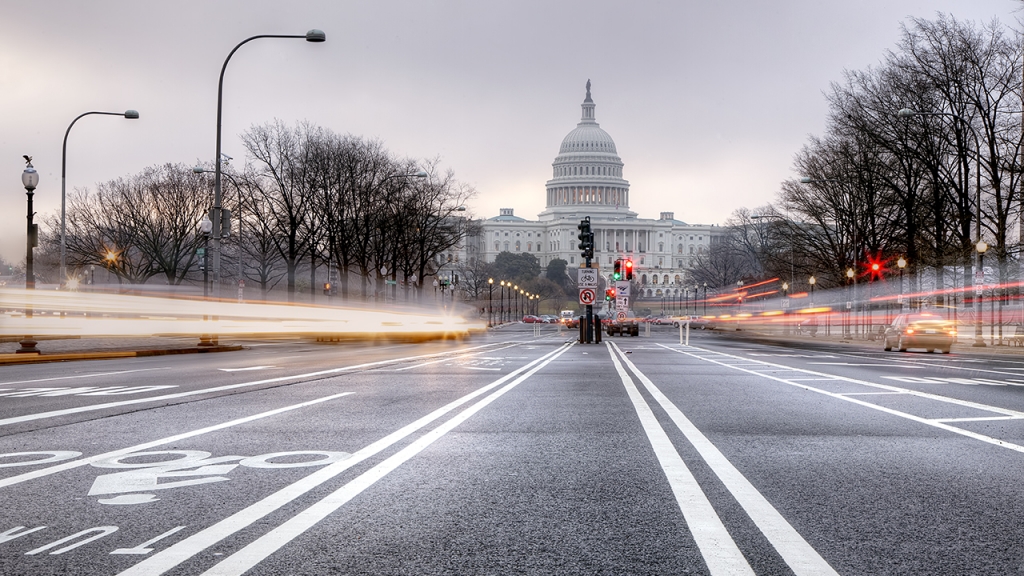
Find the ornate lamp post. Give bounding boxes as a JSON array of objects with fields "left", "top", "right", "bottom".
[
  {"left": 897, "top": 257, "right": 907, "bottom": 311},
  {"left": 809, "top": 276, "right": 816, "bottom": 306},
  {"left": 782, "top": 282, "right": 790, "bottom": 335},
  {"left": 18, "top": 158, "right": 40, "bottom": 354},
  {"left": 488, "top": 278, "right": 494, "bottom": 327},
  {"left": 974, "top": 240, "right": 988, "bottom": 347},
  {"left": 702, "top": 282, "right": 708, "bottom": 316},
  {"left": 499, "top": 281, "right": 506, "bottom": 323},
  {"left": 199, "top": 215, "right": 215, "bottom": 347},
  {"left": 847, "top": 268, "right": 855, "bottom": 336}
]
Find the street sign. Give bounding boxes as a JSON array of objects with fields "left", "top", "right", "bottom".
[
  {"left": 782, "top": 298, "right": 790, "bottom": 309},
  {"left": 579, "top": 288, "right": 596, "bottom": 305},
  {"left": 616, "top": 296, "right": 628, "bottom": 311},
  {"left": 615, "top": 281, "right": 630, "bottom": 298},
  {"left": 577, "top": 268, "right": 598, "bottom": 288},
  {"left": 616, "top": 311, "right": 627, "bottom": 322}
]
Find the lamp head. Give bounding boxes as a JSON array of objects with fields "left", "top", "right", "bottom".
[
  {"left": 200, "top": 216, "right": 213, "bottom": 235},
  {"left": 782, "top": 282, "right": 788, "bottom": 290},
  {"left": 976, "top": 240, "right": 989, "bottom": 254},
  {"left": 809, "top": 276, "right": 816, "bottom": 285},
  {"left": 21, "top": 159, "right": 39, "bottom": 190},
  {"left": 305, "top": 29, "right": 326, "bottom": 42},
  {"left": 799, "top": 177, "right": 813, "bottom": 184},
  {"left": 846, "top": 268, "right": 854, "bottom": 278},
  {"left": 897, "top": 257, "right": 907, "bottom": 268},
  {"left": 193, "top": 166, "right": 207, "bottom": 174},
  {"left": 897, "top": 108, "right": 918, "bottom": 118},
  {"left": 124, "top": 110, "right": 140, "bottom": 119}
]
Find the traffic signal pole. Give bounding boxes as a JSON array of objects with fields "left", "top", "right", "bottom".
[{"left": 577, "top": 217, "right": 597, "bottom": 343}]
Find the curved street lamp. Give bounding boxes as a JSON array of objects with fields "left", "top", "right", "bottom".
[
  {"left": 61, "top": 110, "right": 139, "bottom": 288},
  {"left": 210, "top": 30, "right": 326, "bottom": 298}
]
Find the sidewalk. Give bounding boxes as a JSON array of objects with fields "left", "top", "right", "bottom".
[{"left": 0, "top": 336, "right": 243, "bottom": 365}]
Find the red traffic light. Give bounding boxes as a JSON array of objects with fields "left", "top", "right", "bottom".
[
  {"left": 605, "top": 288, "right": 616, "bottom": 300},
  {"left": 624, "top": 259, "right": 634, "bottom": 280}
]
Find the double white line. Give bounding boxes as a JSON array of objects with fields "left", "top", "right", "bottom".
[
  {"left": 606, "top": 341, "right": 838, "bottom": 576},
  {"left": 118, "top": 341, "right": 574, "bottom": 576}
]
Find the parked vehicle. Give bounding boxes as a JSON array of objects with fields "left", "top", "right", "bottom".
[
  {"left": 522, "top": 315, "right": 542, "bottom": 323},
  {"left": 540, "top": 315, "right": 558, "bottom": 323},
  {"left": 883, "top": 313, "right": 955, "bottom": 354}
]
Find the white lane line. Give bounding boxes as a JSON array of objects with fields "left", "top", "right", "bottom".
[
  {"left": 837, "top": 392, "right": 908, "bottom": 396},
  {"left": 0, "top": 367, "right": 168, "bottom": 386},
  {"left": 611, "top": 342, "right": 839, "bottom": 576},
  {"left": 606, "top": 343, "right": 754, "bottom": 575},
  {"left": 933, "top": 416, "right": 1024, "bottom": 423},
  {"left": 809, "top": 363, "right": 923, "bottom": 368},
  {"left": 0, "top": 342, "right": 502, "bottom": 427},
  {"left": 662, "top": 344, "right": 1024, "bottom": 455},
  {"left": 0, "top": 393, "right": 354, "bottom": 489},
  {"left": 392, "top": 343, "right": 519, "bottom": 372},
  {"left": 118, "top": 342, "right": 574, "bottom": 576},
  {"left": 218, "top": 366, "right": 275, "bottom": 372}
]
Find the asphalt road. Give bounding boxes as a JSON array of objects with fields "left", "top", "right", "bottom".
[{"left": 3, "top": 324, "right": 1024, "bottom": 575}]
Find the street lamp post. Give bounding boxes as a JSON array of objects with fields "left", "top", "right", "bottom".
[
  {"left": 703, "top": 282, "right": 708, "bottom": 316},
  {"left": 61, "top": 110, "right": 139, "bottom": 288},
  {"left": 897, "top": 257, "right": 907, "bottom": 311},
  {"left": 809, "top": 276, "right": 816, "bottom": 306},
  {"left": 488, "top": 278, "right": 494, "bottom": 327},
  {"left": 199, "top": 215, "right": 214, "bottom": 347},
  {"left": 974, "top": 240, "right": 988, "bottom": 347},
  {"left": 18, "top": 158, "right": 40, "bottom": 354},
  {"left": 211, "top": 30, "right": 325, "bottom": 300},
  {"left": 846, "top": 268, "right": 855, "bottom": 336},
  {"left": 499, "top": 281, "right": 506, "bottom": 324},
  {"left": 782, "top": 282, "right": 789, "bottom": 335}
]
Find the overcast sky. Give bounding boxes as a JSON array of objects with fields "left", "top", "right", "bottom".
[{"left": 0, "top": 0, "right": 1019, "bottom": 265}]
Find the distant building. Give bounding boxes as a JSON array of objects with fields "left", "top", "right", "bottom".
[{"left": 455, "top": 81, "right": 721, "bottom": 300}]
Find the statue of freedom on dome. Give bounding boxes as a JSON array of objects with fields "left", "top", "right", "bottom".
[{"left": 586, "top": 79, "right": 591, "bottom": 99}]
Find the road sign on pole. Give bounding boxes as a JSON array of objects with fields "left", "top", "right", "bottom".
[
  {"left": 579, "top": 288, "right": 596, "bottom": 305},
  {"left": 577, "top": 268, "right": 598, "bottom": 288},
  {"left": 615, "top": 281, "right": 630, "bottom": 298}
]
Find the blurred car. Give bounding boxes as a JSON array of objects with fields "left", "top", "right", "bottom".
[
  {"left": 652, "top": 315, "right": 674, "bottom": 325},
  {"left": 882, "top": 312, "right": 956, "bottom": 354},
  {"left": 540, "top": 315, "right": 558, "bottom": 323},
  {"left": 522, "top": 315, "right": 542, "bottom": 323},
  {"left": 566, "top": 316, "right": 581, "bottom": 328},
  {"left": 673, "top": 315, "right": 712, "bottom": 330}
]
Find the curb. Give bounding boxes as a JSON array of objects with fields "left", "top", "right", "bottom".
[{"left": 0, "top": 345, "right": 244, "bottom": 366}]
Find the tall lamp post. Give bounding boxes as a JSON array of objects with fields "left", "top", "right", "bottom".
[
  {"left": 61, "top": 110, "right": 139, "bottom": 288},
  {"left": 702, "top": 282, "right": 708, "bottom": 316},
  {"left": 809, "top": 276, "right": 816, "bottom": 306},
  {"left": 210, "top": 30, "right": 325, "bottom": 299},
  {"left": 18, "top": 158, "right": 40, "bottom": 354},
  {"left": 974, "top": 240, "right": 988, "bottom": 347}
]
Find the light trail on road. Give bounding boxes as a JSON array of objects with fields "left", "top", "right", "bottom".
[{"left": 0, "top": 288, "right": 484, "bottom": 339}]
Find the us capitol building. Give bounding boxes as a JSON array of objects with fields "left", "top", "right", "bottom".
[{"left": 457, "top": 81, "right": 721, "bottom": 300}]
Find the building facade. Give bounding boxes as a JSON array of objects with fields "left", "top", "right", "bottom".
[{"left": 462, "top": 81, "right": 721, "bottom": 300}]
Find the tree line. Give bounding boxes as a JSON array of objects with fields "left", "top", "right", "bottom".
[
  {"left": 44, "top": 121, "right": 474, "bottom": 301},
  {"left": 690, "top": 14, "right": 1023, "bottom": 296}
]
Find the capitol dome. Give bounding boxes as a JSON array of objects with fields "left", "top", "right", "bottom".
[{"left": 541, "top": 80, "right": 632, "bottom": 220}]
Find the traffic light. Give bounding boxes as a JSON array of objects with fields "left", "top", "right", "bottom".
[
  {"left": 605, "top": 287, "right": 616, "bottom": 301},
  {"left": 624, "top": 259, "right": 634, "bottom": 280},
  {"left": 577, "top": 217, "right": 594, "bottom": 261},
  {"left": 613, "top": 259, "right": 622, "bottom": 280}
]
